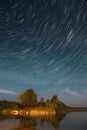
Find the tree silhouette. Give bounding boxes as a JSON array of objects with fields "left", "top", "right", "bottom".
[
  {"left": 51, "top": 95, "right": 59, "bottom": 103},
  {"left": 16, "top": 89, "right": 37, "bottom": 107},
  {"left": 39, "top": 97, "right": 45, "bottom": 107}
]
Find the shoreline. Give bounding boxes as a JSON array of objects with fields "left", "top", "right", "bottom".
[
  {"left": 2, "top": 106, "right": 87, "bottom": 117},
  {"left": 3, "top": 107, "right": 56, "bottom": 117},
  {"left": 1, "top": 107, "right": 87, "bottom": 118},
  {"left": 66, "top": 107, "right": 87, "bottom": 112}
]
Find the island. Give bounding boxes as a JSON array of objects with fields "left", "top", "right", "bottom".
[{"left": 0, "top": 89, "right": 87, "bottom": 117}]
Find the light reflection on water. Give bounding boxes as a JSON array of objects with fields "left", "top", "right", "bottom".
[{"left": 0, "top": 112, "right": 87, "bottom": 130}]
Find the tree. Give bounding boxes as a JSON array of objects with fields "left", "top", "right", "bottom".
[
  {"left": 39, "top": 97, "right": 45, "bottom": 107},
  {"left": 3, "top": 100, "right": 8, "bottom": 108},
  {"left": 50, "top": 95, "right": 60, "bottom": 109},
  {"left": 16, "top": 89, "right": 37, "bottom": 107},
  {"left": 51, "top": 95, "right": 59, "bottom": 103}
]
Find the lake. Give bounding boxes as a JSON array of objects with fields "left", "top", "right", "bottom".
[{"left": 0, "top": 112, "right": 87, "bottom": 130}]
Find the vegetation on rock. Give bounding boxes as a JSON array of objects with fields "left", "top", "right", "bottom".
[{"left": 0, "top": 89, "right": 67, "bottom": 115}]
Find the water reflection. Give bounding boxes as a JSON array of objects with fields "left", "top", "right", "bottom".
[
  {"left": 14, "top": 118, "right": 36, "bottom": 130},
  {"left": 0, "top": 113, "right": 66, "bottom": 130}
]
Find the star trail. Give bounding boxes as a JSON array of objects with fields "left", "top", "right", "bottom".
[{"left": 0, "top": 0, "right": 87, "bottom": 106}]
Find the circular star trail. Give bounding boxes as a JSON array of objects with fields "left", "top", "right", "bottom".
[{"left": 0, "top": 0, "right": 87, "bottom": 105}]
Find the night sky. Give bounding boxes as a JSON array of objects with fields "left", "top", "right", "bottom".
[{"left": 0, "top": 0, "right": 87, "bottom": 106}]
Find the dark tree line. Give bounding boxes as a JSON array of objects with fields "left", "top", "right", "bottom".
[{"left": 0, "top": 100, "right": 21, "bottom": 110}]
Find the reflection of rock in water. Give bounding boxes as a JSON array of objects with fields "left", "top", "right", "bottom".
[
  {"left": 40, "top": 113, "right": 67, "bottom": 130},
  {"left": 14, "top": 117, "right": 37, "bottom": 130},
  {"left": 14, "top": 113, "right": 67, "bottom": 130}
]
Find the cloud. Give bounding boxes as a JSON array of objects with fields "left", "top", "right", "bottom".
[
  {"left": 61, "top": 88, "right": 83, "bottom": 98},
  {"left": 0, "top": 89, "right": 18, "bottom": 95}
]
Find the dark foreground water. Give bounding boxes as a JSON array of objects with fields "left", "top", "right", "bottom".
[{"left": 0, "top": 112, "right": 87, "bottom": 130}]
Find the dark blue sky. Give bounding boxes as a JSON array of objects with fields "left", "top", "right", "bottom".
[{"left": 0, "top": 0, "right": 87, "bottom": 106}]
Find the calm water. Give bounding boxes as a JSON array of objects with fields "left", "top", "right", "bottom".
[{"left": 0, "top": 112, "right": 87, "bottom": 130}]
